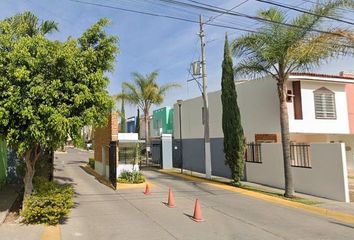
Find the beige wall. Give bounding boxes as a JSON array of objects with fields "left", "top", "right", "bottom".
[{"left": 246, "top": 143, "right": 350, "bottom": 202}]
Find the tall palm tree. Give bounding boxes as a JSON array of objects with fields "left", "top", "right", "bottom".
[
  {"left": 5, "top": 11, "right": 58, "bottom": 37},
  {"left": 117, "top": 71, "right": 180, "bottom": 163},
  {"left": 231, "top": 0, "right": 354, "bottom": 197}
]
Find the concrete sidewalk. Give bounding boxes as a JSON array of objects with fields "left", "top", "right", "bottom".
[{"left": 0, "top": 184, "right": 19, "bottom": 224}]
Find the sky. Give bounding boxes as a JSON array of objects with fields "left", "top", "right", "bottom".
[{"left": 1, "top": 0, "right": 354, "bottom": 117}]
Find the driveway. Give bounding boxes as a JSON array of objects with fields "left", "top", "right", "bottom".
[{"left": 56, "top": 148, "right": 354, "bottom": 240}]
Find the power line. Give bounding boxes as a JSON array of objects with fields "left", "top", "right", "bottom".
[
  {"left": 204, "top": 0, "right": 250, "bottom": 24},
  {"left": 256, "top": 0, "right": 354, "bottom": 26},
  {"left": 67, "top": 0, "right": 259, "bottom": 33},
  {"left": 302, "top": 0, "right": 354, "bottom": 15},
  {"left": 156, "top": 0, "right": 350, "bottom": 36},
  {"left": 66, "top": 0, "right": 353, "bottom": 49}
]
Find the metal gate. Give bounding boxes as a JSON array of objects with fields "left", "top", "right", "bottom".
[
  {"left": 150, "top": 139, "right": 162, "bottom": 168},
  {"left": 172, "top": 139, "right": 182, "bottom": 168},
  {"left": 109, "top": 141, "right": 117, "bottom": 189}
]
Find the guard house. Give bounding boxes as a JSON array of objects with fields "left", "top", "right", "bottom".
[{"left": 93, "top": 113, "right": 143, "bottom": 181}]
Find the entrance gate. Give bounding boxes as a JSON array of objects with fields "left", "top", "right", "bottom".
[{"left": 109, "top": 141, "right": 117, "bottom": 189}]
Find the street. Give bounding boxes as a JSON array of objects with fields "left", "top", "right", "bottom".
[{"left": 56, "top": 148, "right": 354, "bottom": 240}]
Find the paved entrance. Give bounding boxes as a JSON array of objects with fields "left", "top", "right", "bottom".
[{"left": 56, "top": 149, "right": 354, "bottom": 240}]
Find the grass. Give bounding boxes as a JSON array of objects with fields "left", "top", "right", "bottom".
[{"left": 239, "top": 185, "right": 321, "bottom": 205}]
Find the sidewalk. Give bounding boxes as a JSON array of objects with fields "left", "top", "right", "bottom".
[
  {"left": 0, "top": 184, "right": 19, "bottom": 224},
  {"left": 168, "top": 168, "right": 354, "bottom": 216}
]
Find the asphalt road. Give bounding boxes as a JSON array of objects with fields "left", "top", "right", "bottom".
[{"left": 56, "top": 148, "right": 354, "bottom": 240}]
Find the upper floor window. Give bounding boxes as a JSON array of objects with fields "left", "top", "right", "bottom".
[{"left": 314, "top": 87, "right": 336, "bottom": 119}]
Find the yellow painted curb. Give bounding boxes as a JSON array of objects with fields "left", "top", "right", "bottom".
[
  {"left": 81, "top": 165, "right": 115, "bottom": 190},
  {"left": 41, "top": 225, "right": 61, "bottom": 240},
  {"left": 160, "top": 170, "right": 354, "bottom": 225},
  {"left": 117, "top": 182, "right": 156, "bottom": 190}
]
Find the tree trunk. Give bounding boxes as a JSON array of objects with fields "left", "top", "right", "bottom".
[
  {"left": 144, "top": 112, "right": 149, "bottom": 164},
  {"left": 277, "top": 81, "right": 295, "bottom": 198},
  {"left": 23, "top": 144, "right": 41, "bottom": 207}
]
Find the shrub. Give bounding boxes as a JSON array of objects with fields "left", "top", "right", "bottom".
[
  {"left": 88, "top": 157, "right": 95, "bottom": 169},
  {"left": 117, "top": 170, "right": 145, "bottom": 184},
  {"left": 21, "top": 177, "right": 74, "bottom": 225}
]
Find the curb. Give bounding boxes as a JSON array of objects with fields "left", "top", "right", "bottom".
[
  {"left": 80, "top": 165, "right": 115, "bottom": 190},
  {"left": 159, "top": 170, "right": 354, "bottom": 225}
]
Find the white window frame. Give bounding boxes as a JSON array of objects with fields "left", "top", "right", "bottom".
[{"left": 313, "top": 87, "right": 336, "bottom": 120}]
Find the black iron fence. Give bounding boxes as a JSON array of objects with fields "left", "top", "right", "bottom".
[
  {"left": 246, "top": 143, "right": 262, "bottom": 163},
  {"left": 119, "top": 147, "right": 138, "bottom": 165},
  {"left": 290, "top": 144, "right": 311, "bottom": 168}
]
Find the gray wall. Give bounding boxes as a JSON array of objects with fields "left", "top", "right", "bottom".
[{"left": 175, "top": 138, "right": 231, "bottom": 179}]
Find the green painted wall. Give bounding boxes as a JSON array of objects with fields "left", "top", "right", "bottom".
[
  {"left": 0, "top": 138, "right": 7, "bottom": 186},
  {"left": 153, "top": 107, "right": 174, "bottom": 135}
]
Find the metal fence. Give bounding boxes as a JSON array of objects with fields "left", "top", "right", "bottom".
[
  {"left": 119, "top": 147, "right": 138, "bottom": 165},
  {"left": 246, "top": 143, "right": 262, "bottom": 163},
  {"left": 290, "top": 144, "right": 311, "bottom": 168}
]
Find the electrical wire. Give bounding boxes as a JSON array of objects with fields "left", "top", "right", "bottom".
[
  {"left": 156, "top": 0, "right": 351, "bottom": 36},
  {"left": 255, "top": 0, "right": 354, "bottom": 26},
  {"left": 67, "top": 0, "right": 259, "bottom": 33}
]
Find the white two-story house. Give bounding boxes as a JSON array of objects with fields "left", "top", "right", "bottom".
[{"left": 173, "top": 72, "right": 354, "bottom": 173}]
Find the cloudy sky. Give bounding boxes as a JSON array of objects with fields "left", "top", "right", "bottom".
[{"left": 1, "top": 0, "right": 354, "bottom": 116}]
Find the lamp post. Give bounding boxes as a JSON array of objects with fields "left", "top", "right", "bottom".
[{"left": 177, "top": 99, "right": 183, "bottom": 174}]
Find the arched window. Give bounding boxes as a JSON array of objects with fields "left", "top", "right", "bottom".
[{"left": 313, "top": 87, "right": 336, "bottom": 119}]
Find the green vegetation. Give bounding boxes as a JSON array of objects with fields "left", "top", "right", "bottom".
[
  {"left": 21, "top": 177, "right": 74, "bottom": 225},
  {"left": 221, "top": 34, "right": 245, "bottom": 185},
  {"left": 88, "top": 157, "right": 95, "bottom": 169},
  {"left": 0, "top": 138, "right": 7, "bottom": 188},
  {"left": 120, "top": 89, "right": 127, "bottom": 133},
  {"left": 116, "top": 71, "right": 180, "bottom": 162},
  {"left": 117, "top": 170, "right": 145, "bottom": 184},
  {"left": 239, "top": 185, "right": 321, "bottom": 205},
  {"left": 0, "top": 12, "right": 118, "bottom": 199},
  {"left": 232, "top": 0, "right": 354, "bottom": 197}
]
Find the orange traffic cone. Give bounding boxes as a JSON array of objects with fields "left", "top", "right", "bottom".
[
  {"left": 167, "top": 188, "right": 176, "bottom": 208},
  {"left": 144, "top": 183, "right": 151, "bottom": 195},
  {"left": 192, "top": 198, "right": 204, "bottom": 222}
]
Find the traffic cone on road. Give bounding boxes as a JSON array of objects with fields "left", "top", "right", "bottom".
[
  {"left": 192, "top": 198, "right": 204, "bottom": 222},
  {"left": 167, "top": 188, "right": 176, "bottom": 208},
  {"left": 144, "top": 183, "right": 151, "bottom": 195}
]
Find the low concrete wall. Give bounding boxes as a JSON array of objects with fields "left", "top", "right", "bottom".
[
  {"left": 179, "top": 138, "right": 231, "bottom": 179},
  {"left": 246, "top": 143, "right": 350, "bottom": 202}
]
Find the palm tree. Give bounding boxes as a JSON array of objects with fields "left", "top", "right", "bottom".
[
  {"left": 5, "top": 11, "right": 58, "bottom": 37},
  {"left": 117, "top": 71, "right": 180, "bottom": 163},
  {"left": 231, "top": 1, "right": 354, "bottom": 197}
]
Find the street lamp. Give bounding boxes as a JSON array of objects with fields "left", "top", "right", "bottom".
[{"left": 177, "top": 99, "right": 183, "bottom": 174}]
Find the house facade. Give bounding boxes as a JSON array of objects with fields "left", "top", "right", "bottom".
[
  {"left": 173, "top": 72, "right": 354, "bottom": 171},
  {"left": 172, "top": 72, "right": 354, "bottom": 201},
  {"left": 152, "top": 106, "right": 174, "bottom": 137}
]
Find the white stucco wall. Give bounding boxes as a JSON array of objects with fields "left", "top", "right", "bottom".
[
  {"left": 288, "top": 81, "right": 350, "bottom": 134},
  {"left": 173, "top": 77, "right": 281, "bottom": 141},
  {"left": 246, "top": 143, "right": 350, "bottom": 202},
  {"left": 174, "top": 77, "right": 351, "bottom": 141}
]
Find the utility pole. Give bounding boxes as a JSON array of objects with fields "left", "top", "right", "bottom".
[{"left": 199, "top": 15, "right": 212, "bottom": 179}]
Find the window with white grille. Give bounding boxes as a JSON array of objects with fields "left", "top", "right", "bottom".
[{"left": 314, "top": 87, "right": 336, "bottom": 119}]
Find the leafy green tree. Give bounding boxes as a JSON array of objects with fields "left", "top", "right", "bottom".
[
  {"left": 0, "top": 17, "right": 118, "bottom": 198},
  {"left": 231, "top": 1, "right": 354, "bottom": 197},
  {"left": 120, "top": 90, "right": 127, "bottom": 133},
  {"left": 221, "top": 34, "right": 245, "bottom": 185},
  {"left": 117, "top": 71, "right": 179, "bottom": 162}
]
